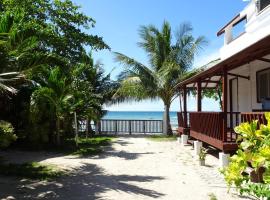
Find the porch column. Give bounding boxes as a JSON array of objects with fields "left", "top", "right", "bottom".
[
  {"left": 222, "top": 69, "right": 228, "bottom": 142},
  {"left": 183, "top": 85, "right": 187, "bottom": 129},
  {"left": 197, "top": 80, "right": 202, "bottom": 112},
  {"left": 182, "top": 85, "right": 189, "bottom": 144}
]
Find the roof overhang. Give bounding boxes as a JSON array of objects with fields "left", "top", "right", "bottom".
[{"left": 177, "top": 34, "right": 270, "bottom": 89}]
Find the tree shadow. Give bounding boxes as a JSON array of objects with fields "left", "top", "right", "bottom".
[{"left": 0, "top": 163, "right": 165, "bottom": 199}]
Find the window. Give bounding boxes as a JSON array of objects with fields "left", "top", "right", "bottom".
[
  {"left": 257, "top": 68, "right": 270, "bottom": 102},
  {"left": 257, "top": 0, "right": 270, "bottom": 12},
  {"left": 232, "top": 17, "right": 246, "bottom": 40}
]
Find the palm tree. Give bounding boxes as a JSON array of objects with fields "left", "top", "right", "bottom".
[
  {"left": 114, "top": 21, "right": 207, "bottom": 135},
  {"left": 30, "top": 67, "right": 73, "bottom": 145},
  {"left": 71, "top": 53, "right": 118, "bottom": 136}
]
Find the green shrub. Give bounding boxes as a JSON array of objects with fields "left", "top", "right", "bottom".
[
  {"left": 221, "top": 113, "right": 270, "bottom": 199},
  {"left": 0, "top": 121, "right": 17, "bottom": 149}
]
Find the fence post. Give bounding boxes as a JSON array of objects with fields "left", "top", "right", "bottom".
[
  {"left": 143, "top": 120, "right": 146, "bottom": 134},
  {"left": 115, "top": 120, "right": 117, "bottom": 135},
  {"left": 129, "top": 120, "right": 132, "bottom": 135}
]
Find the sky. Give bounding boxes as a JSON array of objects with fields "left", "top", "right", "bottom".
[{"left": 73, "top": 0, "right": 248, "bottom": 111}]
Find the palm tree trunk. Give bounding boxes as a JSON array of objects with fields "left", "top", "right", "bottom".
[
  {"left": 163, "top": 104, "right": 173, "bottom": 136},
  {"left": 56, "top": 117, "right": 61, "bottom": 146}
]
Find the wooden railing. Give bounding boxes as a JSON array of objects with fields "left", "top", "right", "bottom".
[
  {"left": 184, "top": 112, "right": 241, "bottom": 142},
  {"left": 227, "top": 112, "right": 241, "bottom": 142},
  {"left": 241, "top": 112, "right": 266, "bottom": 126},
  {"left": 99, "top": 119, "right": 163, "bottom": 134},
  {"left": 177, "top": 112, "right": 190, "bottom": 128},
  {"left": 189, "top": 112, "right": 224, "bottom": 141}
]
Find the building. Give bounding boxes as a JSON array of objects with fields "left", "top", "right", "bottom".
[{"left": 177, "top": 0, "right": 270, "bottom": 164}]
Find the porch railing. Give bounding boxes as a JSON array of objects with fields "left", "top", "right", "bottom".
[
  {"left": 178, "top": 111, "right": 241, "bottom": 142},
  {"left": 241, "top": 112, "right": 267, "bottom": 125},
  {"left": 178, "top": 111, "right": 266, "bottom": 143},
  {"left": 189, "top": 112, "right": 224, "bottom": 141}
]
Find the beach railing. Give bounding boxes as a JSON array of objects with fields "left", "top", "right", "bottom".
[{"left": 98, "top": 119, "right": 163, "bottom": 134}]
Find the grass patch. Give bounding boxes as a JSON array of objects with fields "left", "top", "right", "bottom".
[
  {"left": 147, "top": 135, "right": 177, "bottom": 142},
  {"left": 61, "top": 136, "right": 114, "bottom": 156},
  {"left": 0, "top": 162, "right": 64, "bottom": 180}
]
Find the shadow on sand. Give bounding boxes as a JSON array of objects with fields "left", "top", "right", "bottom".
[{"left": 0, "top": 163, "right": 165, "bottom": 199}]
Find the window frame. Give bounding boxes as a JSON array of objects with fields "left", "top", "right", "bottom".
[{"left": 256, "top": 67, "right": 270, "bottom": 103}]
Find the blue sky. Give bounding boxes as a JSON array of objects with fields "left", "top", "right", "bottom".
[{"left": 73, "top": 0, "right": 248, "bottom": 111}]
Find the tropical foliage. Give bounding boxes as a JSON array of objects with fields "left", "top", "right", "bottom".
[
  {"left": 221, "top": 113, "right": 270, "bottom": 199},
  {"left": 0, "top": 120, "right": 16, "bottom": 149},
  {"left": 0, "top": 0, "right": 116, "bottom": 148},
  {"left": 114, "top": 21, "right": 206, "bottom": 135}
]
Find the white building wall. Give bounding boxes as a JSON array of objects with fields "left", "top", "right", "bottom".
[
  {"left": 228, "top": 54, "right": 270, "bottom": 112},
  {"left": 220, "top": 1, "right": 270, "bottom": 60}
]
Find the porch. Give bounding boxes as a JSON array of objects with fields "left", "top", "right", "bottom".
[
  {"left": 177, "top": 111, "right": 266, "bottom": 152},
  {"left": 176, "top": 34, "right": 270, "bottom": 152}
]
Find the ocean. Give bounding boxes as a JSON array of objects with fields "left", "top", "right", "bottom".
[{"left": 102, "top": 111, "right": 178, "bottom": 126}]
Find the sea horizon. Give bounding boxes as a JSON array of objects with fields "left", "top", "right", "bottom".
[{"left": 102, "top": 111, "right": 178, "bottom": 126}]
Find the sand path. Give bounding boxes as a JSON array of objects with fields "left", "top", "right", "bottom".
[{"left": 0, "top": 137, "right": 252, "bottom": 200}]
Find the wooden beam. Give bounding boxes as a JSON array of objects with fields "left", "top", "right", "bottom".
[
  {"left": 204, "top": 78, "right": 210, "bottom": 88},
  {"left": 258, "top": 58, "right": 270, "bottom": 63},
  {"left": 183, "top": 85, "right": 187, "bottom": 129},
  {"left": 197, "top": 80, "right": 202, "bottom": 111},
  {"left": 228, "top": 72, "right": 249, "bottom": 80},
  {"left": 222, "top": 69, "right": 228, "bottom": 143},
  {"left": 202, "top": 80, "right": 220, "bottom": 83}
]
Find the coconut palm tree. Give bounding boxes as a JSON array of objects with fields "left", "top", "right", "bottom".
[
  {"left": 114, "top": 21, "right": 207, "bottom": 135},
  {"left": 30, "top": 67, "right": 73, "bottom": 145}
]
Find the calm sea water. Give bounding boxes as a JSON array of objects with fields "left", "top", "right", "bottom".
[{"left": 102, "top": 111, "right": 178, "bottom": 126}]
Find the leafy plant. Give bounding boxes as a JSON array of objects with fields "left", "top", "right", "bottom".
[
  {"left": 221, "top": 113, "right": 270, "bottom": 199},
  {"left": 0, "top": 120, "right": 17, "bottom": 149},
  {"left": 199, "top": 147, "right": 207, "bottom": 161},
  {"left": 208, "top": 193, "right": 218, "bottom": 200}
]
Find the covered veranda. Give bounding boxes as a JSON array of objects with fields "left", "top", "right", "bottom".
[{"left": 176, "top": 35, "right": 270, "bottom": 153}]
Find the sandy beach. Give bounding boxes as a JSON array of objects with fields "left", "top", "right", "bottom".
[{"left": 0, "top": 137, "right": 252, "bottom": 200}]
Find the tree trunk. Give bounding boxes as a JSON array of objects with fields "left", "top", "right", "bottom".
[
  {"left": 85, "top": 118, "right": 89, "bottom": 138},
  {"left": 56, "top": 117, "right": 61, "bottom": 146},
  {"left": 163, "top": 104, "right": 173, "bottom": 136},
  {"left": 74, "top": 112, "right": 78, "bottom": 147}
]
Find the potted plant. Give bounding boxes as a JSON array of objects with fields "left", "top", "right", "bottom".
[{"left": 199, "top": 147, "right": 207, "bottom": 166}]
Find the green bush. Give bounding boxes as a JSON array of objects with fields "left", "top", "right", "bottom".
[
  {"left": 221, "top": 113, "right": 270, "bottom": 199},
  {"left": 0, "top": 121, "right": 17, "bottom": 149}
]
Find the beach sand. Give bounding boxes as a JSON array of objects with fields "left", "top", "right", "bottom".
[{"left": 0, "top": 137, "right": 252, "bottom": 200}]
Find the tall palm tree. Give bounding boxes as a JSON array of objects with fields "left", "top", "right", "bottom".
[{"left": 114, "top": 21, "right": 207, "bottom": 135}]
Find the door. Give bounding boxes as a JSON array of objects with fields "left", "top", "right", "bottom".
[{"left": 229, "top": 78, "right": 239, "bottom": 128}]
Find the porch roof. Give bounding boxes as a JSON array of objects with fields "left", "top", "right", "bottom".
[{"left": 177, "top": 34, "right": 270, "bottom": 89}]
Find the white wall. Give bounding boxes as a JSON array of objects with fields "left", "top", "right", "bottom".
[
  {"left": 220, "top": 1, "right": 270, "bottom": 59},
  {"left": 228, "top": 54, "right": 270, "bottom": 112}
]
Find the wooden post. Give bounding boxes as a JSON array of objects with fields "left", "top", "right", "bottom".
[
  {"left": 183, "top": 85, "right": 188, "bottom": 130},
  {"left": 197, "top": 80, "right": 202, "bottom": 112},
  {"left": 115, "top": 120, "right": 117, "bottom": 135},
  {"left": 222, "top": 69, "right": 228, "bottom": 142},
  {"left": 129, "top": 120, "right": 132, "bottom": 135}
]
